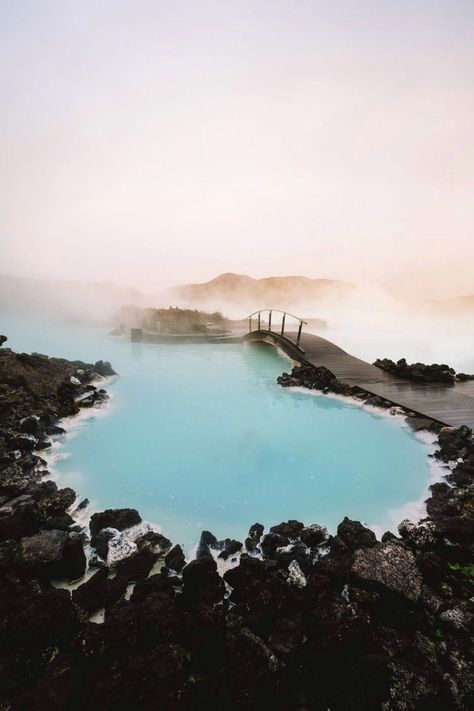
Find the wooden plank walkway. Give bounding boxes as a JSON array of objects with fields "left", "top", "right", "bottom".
[{"left": 245, "top": 330, "right": 474, "bottom": 429}]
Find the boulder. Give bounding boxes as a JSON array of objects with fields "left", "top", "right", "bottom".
[
  {"left": 40, "top": 513, "right": 74, "bottom": 530},
  {"left": 260, "top": 532, "right": 290, "bottom": 558},
  {"left": 224, "top": 554, "right": 267, "bottom": 590},
  {"left": 217, "top": 539, "right": 242, "bottom": 560},
  {"left": 0, "top": 495, "right": 41, "bottom": 540},
  {"left": 19, "top": 416, "right": 43, "bottom": 436},
  {"left": 227, "top": 627, "right": 285, "bottom": 708},
  {"left": 397, "top": 519, "right": 438, "bottom": 549},
  {"left": 72, "top": 567, "right": 127, "bottom": 613},
  {"left": 246, "top": 523, "right": 264, "bottom": 551},
  {"left": 275, "top": 542, "right": 311, "bottom": 574},
  {"left": 165, "top": 544, "right": 186, "bottom": 572},
  {"left": 248, "top": 522, "right": 264, "bottom": 541},
  {"left": 136, "top": 530, "right": 172, "bottom": 556},
  {"left": 93, "top": 360, "right": 116, "bottom": 377},
  {"left": 300, "top": 523, "right": 328, "bottom": 548},
  {"left": 114, "top": 546, "right": 159, "bottom": 582},
  {"left": 89, "top": 508, "right": 142, "bottom": 546},
  {"left": 199, "top": 530, "right": 218, "bottom": 547},
  {"left": 351, "top": 542, "right": 422, "bottom": 601},
  {"left": 182, "top": 556, "right": 222, "bottom": 595},
  {"left": 75, "top": 498, "right": 89, "bottom": 512},
  {"left": 435, "top": 425, "right": 472, "bottom": 462},
  {"left": 364, "top": 395, "right": 388, "bottom": 408},
  {"left": 196, "top": 541, "right": 213, "bottom": 560},
  {"left": 46, "top": 424, "right": 66, "bottom": 436},
  {"left": 270, "top": 520, "right": 304, "bottom": 538},
  {"left": 406, "top": 416, "right": 437, "bottom": 432},
  {"left": 337, "top": 517, "right": 377, "bottom": 550},
  {"left": 9, "top": 434, "right": 37, "bottom": 452},
  {"left": 18, "top": 529, "right": 86, "bottom": 581},
  {"left": 287, "top": 560, "right": 307, "bottom": 588},
  {"left": 95, "top": 527, "right": 118, "bottom": 559},
  {"left": 196, "top": 530, "right": 217, "bottom": 560},
  {"left": 106, "top": 530, "right": 137, "bottom": 567},
  {"left": 46, "top": 486, "right": 76, "bottom": 516}
]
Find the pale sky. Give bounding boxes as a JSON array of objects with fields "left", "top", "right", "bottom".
[{"left": 1, "top": 0, "right": 473, "bottom": 297}]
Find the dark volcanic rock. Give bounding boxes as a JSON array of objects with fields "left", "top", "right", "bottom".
[
  {"left": 0, "top": 494, "right": 41, "bottom": 540},
  {"left": 224, "top": 554, "right": 267, "bottom": 591},
  {"left": 248, "top": 522, "right": 264, "bottom": 540},
  {"left": 435, "top": 425, "right": 473, "bottom": 462},
  {"left": 374, "top": 357, "right": 456, "bottom": 384},
  {"left": 9, "top": 434, "right": 38, "bottom": 451},
  {"left": 199, "top": 529, "right": 218, "bottom": 547},
  {"left": 196, "top": 530, "right": 217, "bottom": 559},
  {"left": 351, "top": 542, "right": 422, "bottom": 601},
  {"left": 227, "top": 626, "right": 285, "bottom": 709},
  {"left": 115, "top": 546, "right": 159, "bottom": 582},
  {"left": 136, "top": 530, "right": 172, "bottom": 556},
  {"left": 95, "top": 527, "right": 117, "bottom": 559},
  {"left": 89, "top": 508, "right": 141, "bottom": 546},
  {"left": 40, "top": 512, "right": 74, "bottom": 530},
  {"left": 165, "top": 544, "right": 186, "bottom": 572},
  {"left": 93, "top": 360, "right": 116, "bottom": 376},
  {"left": 270, "top": 519, "right": 304, "bottom": 538},
  {"left": 72, "top": 566, "right": 127, "bottom": 613},
  {"left": 337, "top": 517, "right": 377, "bottom": 550},
  {"left": 18, "top": 529, "right": 86, "bottom": 581},
  {"left": 406, "top": 415, "right": 437, "bottom": 432},
  {"left": 1, "top": 339, "right": 474, "bottom": 710},
  {"left": 217, "top": 538, "right": 242, "bottom": 560},
  {"left": 19, "top": 415, "right": 43, "bottom": 436},
  {"left": 182, "top": 556, "right": 224, "bottom": 601},
  {"left": 260, "top": 532, "right": 289, "bottom": 558},
  {"left": 300, "top": 523, "right": 328, "bottom": 547},
  {"left": 246, "top": 522, "right": 264, "bottom": 551}
]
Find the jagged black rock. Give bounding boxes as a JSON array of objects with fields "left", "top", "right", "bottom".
[{"left": 0, "top": 345, "right": 472, "bottom": 710}]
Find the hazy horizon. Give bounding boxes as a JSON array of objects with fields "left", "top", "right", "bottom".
[{"left": 1, "top": 1, "right": 474, "bottom": 298}]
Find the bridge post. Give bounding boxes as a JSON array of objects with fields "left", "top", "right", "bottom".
[
  {"left": 248, "top": 317, "right": 251, "bottom": 333},
  {"left": 281, "top": 312, "right": 286, "bottom": 336},
  {"left": 296, "top": 320, "right": 303, "bottom": 346},
  {"left": 257, "top": 312, "right": 261, "bottom": 330},
  {"left": 268, "top": 310, "right": 272, "bottom": 332}
]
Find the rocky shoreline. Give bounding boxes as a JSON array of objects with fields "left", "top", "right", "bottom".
[{"left": 0, "top": 342, "right": 473, "bottom": 709}]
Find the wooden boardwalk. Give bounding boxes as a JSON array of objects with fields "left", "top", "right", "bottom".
[{"left": 245, "top": 329, "right": 474, "bottom": 429}]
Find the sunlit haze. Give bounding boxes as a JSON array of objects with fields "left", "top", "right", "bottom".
[{"left": 1, "top": 1, "right": 473, "bottom": 297}]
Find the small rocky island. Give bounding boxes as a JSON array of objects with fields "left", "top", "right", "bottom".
[
  {"left": 374, "top": 357, "right": 474, "bottom": 384},
  {"left": 0, "top": 339, "right": 473, "bottom": 710}
]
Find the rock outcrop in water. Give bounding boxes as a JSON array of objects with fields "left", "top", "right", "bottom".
[
  {"left": 0, "top": 341, "right": 473, "bottom": 709},
  {"left": 374, "top": 357, "right": 474, "bottom": 383}
]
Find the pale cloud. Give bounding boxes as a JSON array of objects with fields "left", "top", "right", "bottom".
[{"left": 1, "top": 0, "right": 473, "bottom": 297}]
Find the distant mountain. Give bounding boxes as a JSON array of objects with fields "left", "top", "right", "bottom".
[{"left": 167, "top": 273, "right": 355, "bottom": 314}]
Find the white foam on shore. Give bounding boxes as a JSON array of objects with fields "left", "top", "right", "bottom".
[{"left": 40, "top": 378, "right": 116, "bottom": 521}]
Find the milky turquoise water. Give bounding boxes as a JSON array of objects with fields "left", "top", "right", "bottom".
[{"left": 1, "top": 311, "right": 434, "bottom": 548}]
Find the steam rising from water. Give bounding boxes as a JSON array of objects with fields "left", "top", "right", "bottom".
[{"left": 1, "top": 274, "right": 472, "bottom": 372}]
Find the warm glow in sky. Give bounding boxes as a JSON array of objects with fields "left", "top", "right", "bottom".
[{"left": 1, "top": 1, "right": 473, "bottom": 297}]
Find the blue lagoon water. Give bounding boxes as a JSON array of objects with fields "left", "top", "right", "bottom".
[{"left": 1, "top": 312, "right": 434, "bottom": 548}]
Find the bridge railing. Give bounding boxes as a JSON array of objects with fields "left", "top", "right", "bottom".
[{"left": 247, "top": 309, "right": 308, "bottom": 348}]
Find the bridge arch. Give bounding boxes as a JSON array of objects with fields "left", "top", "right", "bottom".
[{"left": 244, "top": 309, "right": 308, "bottom": 358}]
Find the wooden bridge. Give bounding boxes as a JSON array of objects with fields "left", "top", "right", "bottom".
[{"left": 244, "top": 309, "right": 474, "bottom": 429}]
